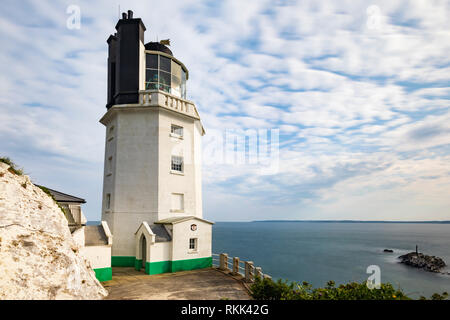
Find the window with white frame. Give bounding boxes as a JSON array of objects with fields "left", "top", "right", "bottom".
[
  {"left": 171, "top": 193, "right": 184, "bottom": 212},
  {"left": 171, "top": 156, "right": 183, "bottom": 172},
  {"left": 171, "top": 124, "right": 183, "bottom": 137},
  {"left": 189, "top": 238, "right": 197, "bottom": 251},
  {"left": 106, "top": 193, "right": 111, "bottom": 210}
]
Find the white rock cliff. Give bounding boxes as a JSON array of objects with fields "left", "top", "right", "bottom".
[{"left": 0, "top": 162, "right": 108, "bottom": 299}]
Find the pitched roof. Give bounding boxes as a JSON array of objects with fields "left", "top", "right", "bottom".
[
  {"left": 41, "top": 187, "right": 86, "bottom": 204},
  {"left": 84, "top": 225, "right": 108, "bottom": 246},
  {"left": 149, "top": 224, "right": 172, "bottom": 242},
  {"left": 155, "top": 216, "right": 214, "bottom": 225}
]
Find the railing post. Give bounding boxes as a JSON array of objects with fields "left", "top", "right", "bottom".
[
  {"left": 219, "top": 253, "right": 229, "bottom": 271},
  {"left": 232, "top": 257, "right": 240, "bottom": 275},
  {"left": 245, "top": 261, "right": 254, "bottom": 282},
  {"left": 255, "top": 267, "right": 263, "bottom": 279}
]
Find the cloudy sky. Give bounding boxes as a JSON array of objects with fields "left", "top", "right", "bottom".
[{"left": 0, "top": 0, "right": 449, "bottom": 222}]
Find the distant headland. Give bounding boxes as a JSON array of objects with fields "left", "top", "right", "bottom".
[{"left": 251, "top": 220, "right": 450, "bottom": 224}]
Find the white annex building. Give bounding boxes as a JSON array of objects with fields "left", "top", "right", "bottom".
[{"left": 99, "top": 10, "right": 213, "bottom": 275}]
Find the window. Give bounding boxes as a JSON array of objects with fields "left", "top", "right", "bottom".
[
  {"left": 189, "top": 238, "right": 197, "bottom": 251},
  {"left": 108, "top": 126, "right": 115, "bottom": 141},
  {"left": 160, "top": 55, "right": 171, "bottom": 73},
  {"left": 106, "top": 193, "right": 111, "bottom": 210},
  {"left": 171, "top": 156, "right": 183, "bottom": 172},
  {"left": 171, "top": 124, "right": 183, "bottom": 137},
  {"left": 146, "top": 54, "right": 158, "bottom": 69},
  {"left": 171, "top": 193, "right": 184, "bottom": 212},
  {"left": 107, "top": 156, "right": 113, "bottom": 174},
  {"left": 145, "top": 53, "right": 187, "bottom": 99}
]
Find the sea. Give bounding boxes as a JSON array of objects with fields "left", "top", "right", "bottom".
[
  {"left": 87, "top": 220, "right": 450, "bottom": 298},
  {"left": 212, "top": 221, "right": 450, "bottom": 299}
]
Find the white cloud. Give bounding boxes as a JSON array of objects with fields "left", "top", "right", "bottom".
[{"left": 0, "top": 0, "right": 449, "bottom": 221}]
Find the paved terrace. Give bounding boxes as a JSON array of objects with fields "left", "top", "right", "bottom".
[{"left": 102, "top": 267, "right": 252, "bottom": 300}]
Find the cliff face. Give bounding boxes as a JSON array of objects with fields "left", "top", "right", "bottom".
[{"left": 0, "top": 162, "right": 108, "bottom": 299}]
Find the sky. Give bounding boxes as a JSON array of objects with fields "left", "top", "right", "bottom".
[{"left": 0, "top": 0, "right": 449, "bottom": 222}]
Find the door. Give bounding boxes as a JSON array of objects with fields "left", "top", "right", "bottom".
[{"left": 141, "top": 236, "right": 147, "bottom": 269}]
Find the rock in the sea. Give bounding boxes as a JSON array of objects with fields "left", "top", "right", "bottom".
[
  {"left": 398, "top": 251, "right": 446, "bottom": 273},
  {"left": 384, "top": 249, "right": 394, "bottom": 253},
  {"left": 0, "top": 162, "right": 108, "bottom": 299}
]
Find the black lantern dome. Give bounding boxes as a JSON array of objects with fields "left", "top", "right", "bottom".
[{"left": 144, "top": 42, "right": 173, "bottom": 56}]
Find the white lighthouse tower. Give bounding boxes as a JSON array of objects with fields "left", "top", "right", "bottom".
[{"left": 100, "top": 11, "right": 213, "bottom": 274}]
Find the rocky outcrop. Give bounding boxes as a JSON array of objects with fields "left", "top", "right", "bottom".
[
  {"left": 398, "top": 252, "right": 446, "bottom": 273},
  {"left": 0, "top": 161, "right": 108, "bottom": 299},
  {"left": 383, "top": 249, "right": 394, "bottom": 253}
]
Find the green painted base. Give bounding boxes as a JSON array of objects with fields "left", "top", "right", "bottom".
[
  {"left": 171, "top": 256, "right": 212, "bottom": 273},
  {"left": 112, "top": 256, "right": 135, "bottom": 267},
  {"left": 93, "top": 267, "right": 112, "bottom": 282},
  {"left": 146, "top": 260, "right": 172, "bottom": 275},
  {"left": 114, "top": 256, "right": 212, "bottom": 276},
  {"left": 134, "top": 259, "right": 142, "bottom": 271},
  {"left": 144, "top": 257, "right": 212, "bottom": 275}
]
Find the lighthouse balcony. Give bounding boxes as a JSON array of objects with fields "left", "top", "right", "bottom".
[{"left": 139, "top": 89, "right": 200, "bottom": 120}]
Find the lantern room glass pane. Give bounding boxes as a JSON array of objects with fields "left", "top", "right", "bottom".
[
  {"left": 181, "top": 70, "right": 186, "bottom": 99},
  {"left": 146, "top": 69, "right": 158, "bottom": 82},
  {"left": 171, "top": 60, "right": 181, "bottom": 79},
  {"left": 160, "top": 70, "right": 170, "bottom": 84},
  {"left": 146, "top": 82, "right": 158, "bottom": 90},
  {"left": 159, "top": 84, "right": 170, "bottom": 93},
  {"left": 146, "top": 54, "right": 158, "bottom": 69},
  {"left": 171, "top": 75, "right": 180, "bottom": 97},
  {"left": 160, "top": 56, "right": 171, "bottom": 73}
]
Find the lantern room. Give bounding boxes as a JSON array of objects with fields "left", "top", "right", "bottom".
[{"left": 144, "top": 45, "right": 188, "bottom": 99}]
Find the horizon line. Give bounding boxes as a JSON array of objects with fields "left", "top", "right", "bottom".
[
  {"left": 214, "top": 219, "right": 450, "bottom": 224},
  {"left": 87, "top": 219, "right": 450, "bottom": 224}
]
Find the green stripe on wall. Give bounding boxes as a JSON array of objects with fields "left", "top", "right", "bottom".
[
  {"left": 93, "top": 267, "right": 112, "bottom": 282},
  {"left": 134, "top": 258, "right": 142, "bottom": 271},
  {"left": 112, "top": 256, "right": 135, "bottom": 267},
  {"left": 112, "top": 256, "right": 212, "bottom": 275},
  {"left": 171, "top": 256, "right": 212, "bottom": 272},
  {"left": 146, "top": 260, "right": 172, "bottom": 275}
]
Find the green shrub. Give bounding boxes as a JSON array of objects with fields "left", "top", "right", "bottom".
[
  {"left": 0, "top": 157, "right": 24, "bottom": 175},
  {"left": 250, "top": 276, "right": 447, "bottom": 300}
]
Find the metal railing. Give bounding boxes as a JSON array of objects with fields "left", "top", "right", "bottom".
[{"left": 212, "top": 253, "right": 271, "bottom": 283}]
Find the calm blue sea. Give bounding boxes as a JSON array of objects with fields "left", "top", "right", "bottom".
[{"left": 212, "top": 222, "right": 450, "bottom": 298}]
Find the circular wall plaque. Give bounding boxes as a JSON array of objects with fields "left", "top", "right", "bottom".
[{"left": 190, "top": 224, "right": 197, "bottom": 231}]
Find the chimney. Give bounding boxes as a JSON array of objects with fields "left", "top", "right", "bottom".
[{"left": 106, "top": 11, "right": 146, "bottom": 107}]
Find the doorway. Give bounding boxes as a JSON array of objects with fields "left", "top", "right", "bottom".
[{"left": 141, "top": 235, "right": 147, "bottom": 269}]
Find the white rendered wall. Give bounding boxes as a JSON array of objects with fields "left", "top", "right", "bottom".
[
  {"left": 101, "top": 108, "right": 160, "bottom": 257},
  {"left": 171, "top": 220, "right": 212, "bottom": 261},
  {"left": 80, "top": 246, "right": 112, "bottom": 269},
  {"left": 150, "top": 242, "right": 172, "bottom": 263},
  {"left": 100, "top": 99, "right": 206, "bottom": 259},
  {"left": 157, "top": 109, "right": 202, "bottom": 221}
]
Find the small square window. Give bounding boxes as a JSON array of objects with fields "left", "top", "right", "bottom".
[
  {"left": 171, "top": 124, "right": 183, "bottom": 137},
  {"left": 171, "top": 156, "right": 183, "bottom": 172},
  {"left": 189, "top": 238, "right": 197, "bottom": 250}
]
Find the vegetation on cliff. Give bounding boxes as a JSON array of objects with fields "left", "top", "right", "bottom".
[{"left": 250, "top": 276, "right": 448, "bottom": 300}]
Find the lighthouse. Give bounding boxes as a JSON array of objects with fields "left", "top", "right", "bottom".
[{"left": 99, "top": 11, "right": 213, "bottom": 274}]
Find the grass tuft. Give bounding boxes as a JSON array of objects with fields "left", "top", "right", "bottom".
[{"left": 0, "top": 157, "right": 24, "bottom": 176}]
